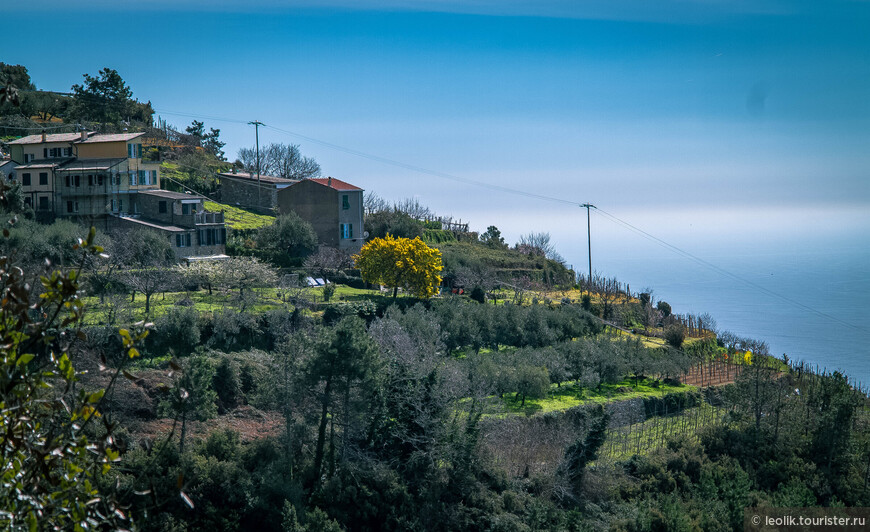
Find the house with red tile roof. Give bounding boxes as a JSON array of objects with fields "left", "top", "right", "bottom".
[{"left": 277, "top": 176, "right": 365, "bottom": 251}]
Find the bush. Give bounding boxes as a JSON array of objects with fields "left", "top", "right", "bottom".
[
  {"left": 322, "top": 282, "right": 336, "bottom": 302},
  {"left": 664, "top": 323, "right": 687, "bottom": 349},
  {"left": 213, "top": 356, "right": 242, "bottom": 412},
  {"left": 470, "top": 286, "right": 486, "bottom": 304},
  {"left": 149, "top": 305, "right": 201, "bottom": 357}
]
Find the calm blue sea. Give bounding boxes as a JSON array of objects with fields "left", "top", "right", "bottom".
[{"left": 551, "top": 215, "right": 870, "bottom": 387}]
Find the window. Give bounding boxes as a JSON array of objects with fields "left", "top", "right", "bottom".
[
  {"left": 158, "top": 201, "right": 167, "bottom": 213},
  {"left": 21, "top": 173, "right": 31, "bottom": 186},
  {"left": 130, "top": 172, "right": 137, "bottom": 186},
  {"left": 342, "top": 194, "right": 350, "bottom": 210},
  {"left": 39, "top": 172, "right": 48, "bottom": 185},
  {"left": 127, "top": 143, "right": 142, "bottom": 159},
  {"left": 114, "top": 174, "right": 121, "bottom": 186},
  {"left": 97, "top": 175, "right": 103, "bottom": 186},
  {"left": 24, "top": 197, "right": 31, "bottom": 207},
  {"left": 74, "top": 175, "right": 80, "bottom": 187},
  {"left": 64, "top": 147, "right": 72, "bottom": 157},
  {"left": 66, "top": 201, "right": 78, "bottom": 213},
  {"left": 38, "top": 197, "right": 49, "bottom": 211},
  {"left": 182, "top": 203, "right": 192, "bottom": 215},
  {"left": 341, "top": 223, "right": 353, "bottom": 239},
  {"left": 175, "top": 233, "right": 191, "bottom": 247},
  {"left": 198, "top": 228, "right": 226, "bottom": 246},
  {"left": 43, "top": 148, "right": 48, "bottom": 158},
  {"left": 138, "top": 170, "right": 146, "bottom": 185},
  {"left": 24, "top": 154, "right": 34, "bottom": 163},
  {"left": 88, "top": 175, "right": 93, "bottom": 186}
]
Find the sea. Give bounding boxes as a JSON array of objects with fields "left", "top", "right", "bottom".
[{"left": 530, "top": 207, "right": 870, "bottom": 388}]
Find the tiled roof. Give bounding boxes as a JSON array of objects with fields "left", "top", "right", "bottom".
[
  {"left": 115, "top": 215, "right": 188, "bottom": 233},
  {"left": 75, "top": 132, "right": 145, "bottom": 144},
  {"left": 217, "top": 172, "right": 298, "bottom": 185},
  {"left": 140, "top": 189, "right": 201, "bottom": 200},
  {"left": 306, "top": 177, "right": 362, "bottom": 191},
  {"left": 15, "top": 158, "right": 73, "bottom": 170},
  {"left": 56, "top": 158, "right": 125, "bottom": 172},
  {"left": 6, "top": 132, "right": 93, "bottom": 145}
]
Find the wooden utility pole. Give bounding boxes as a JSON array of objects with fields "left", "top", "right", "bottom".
[
  {"left": 581, "top": 203, "right": 595, "bottom": 288},
  {"left": 248, "top": 120, "right": 265, "bottom": 210}
]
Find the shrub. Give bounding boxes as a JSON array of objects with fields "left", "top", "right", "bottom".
[
  {"left": 664, "top": 323, "right": 687, "bottom": 349},
  {"left": 470, "top": 286, "right": 486, "bottom": 304},
  {"left": 322, "top": 282, "right": 336, "bottom": 302},
  {"left": 213, "top": 356, "right": 242, "bottom": 412},
  {"left": 657, "top": 300, "right": 672, "bottom": 317},
  {"left": 149, "top": 305, "right": 201, "bottom": 357}
]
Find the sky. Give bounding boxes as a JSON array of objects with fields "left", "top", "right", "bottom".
[{"left": 4, "top": 1, "right": 870, "bottom": 360}]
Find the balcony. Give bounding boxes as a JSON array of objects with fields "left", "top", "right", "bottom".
[{"left": 194, "top": 211, "right": 224, "bottom": 225}]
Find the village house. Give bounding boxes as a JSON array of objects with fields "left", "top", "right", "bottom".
[
  {"left": 3, "top": 131, "right": 226, "bottom": 259},
  {"left": 277, "top": 176, "right": 365, "bottom": 252},
  {"left": 216, "top": 171, "right": 297, "bottom": 212}
]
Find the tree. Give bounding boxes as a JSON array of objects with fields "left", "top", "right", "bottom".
[
  {"left": 213, "top": 257, "right": 278, "bottom": 310},
  {"left": 306, "top": 317, "right": 381, "bottom": 482},
  {"left": 203, "top": 128, "right": 225, "bottom": 160},
  {"left": 0, "top": 220, "right": 138, "bottom": 529},
  {"left": 69, "top": 67, "right": 135, "bottom": 123},
  {"left": 117, "top": 229, "right": 176, "bottom": 316},
  {"left": 255, "top": 212, "right": 318, "bottom": 264},
  {"left": 0, "top": 63, "right": 34, "bottom": 114},
  {"left": 238, "top": 143, "right": 320, "bottom": 179},
  {"left": 354, "top": 235, "right": 443, "bottom": 298},
  {"left": 516, "top": 232, "right": 555, "bottom": 259},
  {"left": 514, "top": 365, "right": 550, "bottom": 406},
  {"left": 364, "top": 210, "right": 424, "bottom": 240},
  {"left": 159, "top": 355, "right": 218, "bottom": 452},
  {"left": 479, "top": 226, "right": 507, "bottom": 249},
  {"left": 186, "top": 119, "right": 205, "bottom": 138}
]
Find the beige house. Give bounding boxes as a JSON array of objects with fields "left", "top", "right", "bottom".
[
  {"left": 7, "top": 131, "right": 161, "bottom": 223},
  {"left": 4, "top": 131, "right": 226, "bottom": 259}
]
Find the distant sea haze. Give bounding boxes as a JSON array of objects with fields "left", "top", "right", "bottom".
[{"left": 552, "top": 218, "right": 870, "bottom": 387}]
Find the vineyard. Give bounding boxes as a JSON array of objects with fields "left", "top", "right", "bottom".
[{"left": 485, "top": 355, "right": 869, "bottom": 479}]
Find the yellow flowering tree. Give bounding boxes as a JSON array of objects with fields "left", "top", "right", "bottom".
[{"left": 354, "top": 235, "right": 443, "bottom": 298}]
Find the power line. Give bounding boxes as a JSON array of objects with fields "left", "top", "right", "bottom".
[
  {"left": 592, "top": 207, "right": 869, "bottom": 335},
  {"left": 143, "top": 107, "right": 868, "bottom": 337}
]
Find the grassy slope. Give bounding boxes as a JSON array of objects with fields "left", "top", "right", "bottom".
[{"left": 203, "top": 200, "right": 274, "bottom": 230}]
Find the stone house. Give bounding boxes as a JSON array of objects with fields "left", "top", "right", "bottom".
[
  {"left": 216, "top": 171, "right": 297, "bottom": 213},
  {"left": 277, "top": 177, "right": 365, "bottom": 252}
]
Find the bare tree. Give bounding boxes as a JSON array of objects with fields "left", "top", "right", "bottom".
[
  {"left": 393, "top": 197, "right": 433, "bottom": 220},
  {"left": 363, "top": 191, "right": 391, "bottom": 215},
  {"left": 303, "top": 246, "right": 354, "bottom": 278},
  {"left": 123, "top": 267, "right": 179, "bottom": 317},
  {"left": 516, "top": 231, "right": 564, "bottom": 263},
  {"left": 237, "top": 142, "right": 320, "bottom": 179}
]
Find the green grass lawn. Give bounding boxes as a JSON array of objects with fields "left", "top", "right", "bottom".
[
  {"left": 82, "top": 287, "right": 296, "bottom": 324},
  {"left": 500, "top": 377, "right": 693, "bottom": 416},
  {"left": 204, "top": 200, "right": 274, "bottom": 230}
]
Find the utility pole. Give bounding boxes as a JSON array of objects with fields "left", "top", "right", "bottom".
[
  {"left": 581, "top": 203, "right": 595, "bottom": 288},
  {"left": 248, "top": 120, "right": 264, "bottom": 210}
]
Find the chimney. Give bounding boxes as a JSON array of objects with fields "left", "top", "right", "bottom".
[
  {"left": 327, "top": 177, "right": 332, "bottom": 188},
  {"left": 41, "top": 130, "right": 46, "bottom": 142},
  {"left": 81, "top": 130, "right": 87, "bottom": 141}
]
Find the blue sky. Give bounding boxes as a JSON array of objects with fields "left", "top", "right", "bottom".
[{"left": 5, "top": 1, "right": 869, "bottom": 265}]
